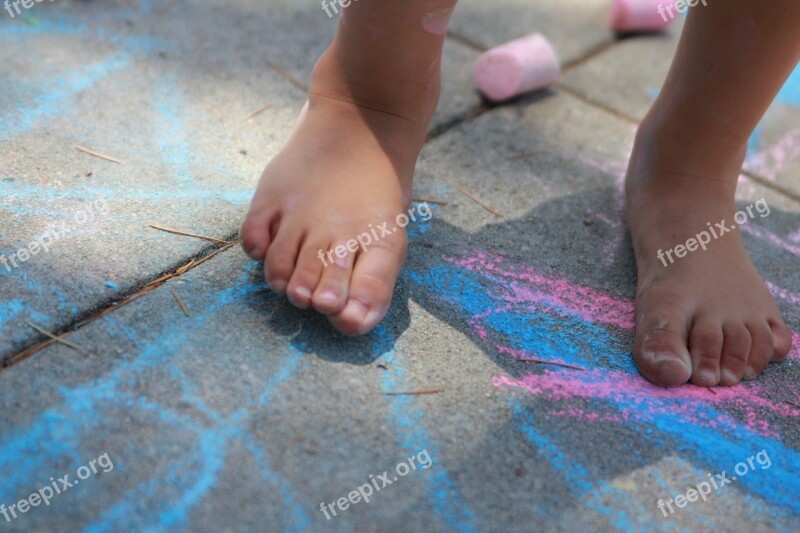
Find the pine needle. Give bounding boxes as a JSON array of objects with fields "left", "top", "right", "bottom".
[
  {"left": 25, "top": 321, "right": 86, "bottom": 353},
  {"left": 456, "top": 187, "right": 502, "bottom": 217},
  {"left": 244, "top": 103, "right": 273, "bottom": 121},
  {"left": 148, "top": 224, "right": 231, "bottom": 245},
  {"left": 74, "top": 145, "right": 124, "bottom": 164},
  {"left": 170, "top": 290, "right": 190, "bottom": 317}
]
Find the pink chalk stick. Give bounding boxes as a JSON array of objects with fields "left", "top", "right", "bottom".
[
  {"left": 473, "top": 34, "right": 560, "bottom": 103},
  {"left": 610, "top": 0, "right": 675, "bottom": 33}
]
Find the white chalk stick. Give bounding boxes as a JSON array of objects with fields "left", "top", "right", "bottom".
[
  {"left": 610, "top": 0, "right": 675, "bottom": 33},
  {"left": 473, "top": 34, "right": 560, "bottom": 103}
]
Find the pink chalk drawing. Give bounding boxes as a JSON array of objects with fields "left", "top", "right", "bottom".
[
  {"left": 440, "top": 248, "right": 798, "bottom": 440},
  {"left": 747, "top": 127, "right": 800, "bottom": 182}
]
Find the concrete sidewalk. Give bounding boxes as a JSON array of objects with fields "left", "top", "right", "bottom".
[{"left": 1, "top": 1, "right": 799, "bottom": 531}]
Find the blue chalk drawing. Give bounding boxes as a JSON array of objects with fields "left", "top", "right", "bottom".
[{"left": 373, "top": 325, "right": 479, "bottom": 532}]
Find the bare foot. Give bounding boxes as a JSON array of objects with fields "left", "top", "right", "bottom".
[
  {"left": 240, "top": 43, "right": 439, "bottom": 335},
  {"left": 626, "top": 122, "right": 793, "bottom": 387}
]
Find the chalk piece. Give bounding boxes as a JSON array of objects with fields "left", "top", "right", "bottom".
[
  {"left": 610, "top": 0, "right": 674, "bottom": 33},
  {"left": 473, "top": 34, "right": 560, "bottom": 103}
]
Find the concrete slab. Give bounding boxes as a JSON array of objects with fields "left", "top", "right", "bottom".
[
  {"left": 560, "top": 23, "right": 800, "bottom": 197},
  {"left": 1, "top": 88, "right": 798, "bottom": 531},
  {"left": 0, "top": 0, "right": 315, "bottom": 359},
  {"left": 0, "top": 0, "right": 479, "bottom": 360}
]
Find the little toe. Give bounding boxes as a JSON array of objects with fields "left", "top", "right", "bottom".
[
  {"left": 744, "top": 322, "right": 774, "bottom": 380},
  {"left": 240, "top": 209, "right": 279, "bottom": 261},
  {"left": 769, "top": 318, "right": 793, "bottom": 361}
]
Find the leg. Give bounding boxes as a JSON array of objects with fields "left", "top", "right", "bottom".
[
  {"left": 626, "top": 0, "right": 799, "bottom": 386},
  {"left": 241, "top": 0, "right": 457, "bottom": 335}
]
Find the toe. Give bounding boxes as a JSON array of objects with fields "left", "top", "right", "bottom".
[
  {"left": 311, "top": 242, "right": 356, "bottom": 315},
  {"left": 240, "top": 204, "right": 279, "bottom": 261},
  {"left": 744, "top": 322, "right": 774, "bottom": 379},
  {"left": 264, "top": 224, "right": 303, "bottom": 295},
  {"left": 632, "top": 292, "right": 693, "bottom": 387},
  {"left": 718, "top": 322, "right": 751, "bottom": 386},
  {"left": 286, "top": 239, "right": 327, "bottom": 309},
  {"left": 329, "top": 238, "right": 407, "bottom": 336},
  {"left": 688, "top": 318, "right": 724, "bottom": 386},
  {"left": 769, "top": 318, "right": 793, "bottom": 361}
]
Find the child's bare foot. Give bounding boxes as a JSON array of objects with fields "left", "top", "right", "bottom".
[
  {"left": 625, "top": 0, "right": 799, "bottom": 387},
  {"left": 626, "top": 121, "right": 793, "bottom": 387},
  {"left": 240, "top": 2, "right": 452, "bottom": 335}
]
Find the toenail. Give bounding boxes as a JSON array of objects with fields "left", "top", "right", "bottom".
[
  {"left": 288, "top": 287, "right": 312, "bottom": 308},
  {"left": 294, "top": 287, "right": 312, "bottom": 300},
  {"left": 743, "top": 366, "right": 757, "bottom": 380},
  {"left": 653, "top": 352, "right": 677, "bottom": 363},
  {"left": 342, "top": 299, "right": 368, "bottom": 323},
  {"left": 270, "top": 279, "right": 287, "bottom": 293},
  {"left": 652, "top": 352, "right": 691, "bottom": 371},
  {"left": 316, "top": 290, "right": 339, "bottom": 306},
  {"left": 697, "top": 369, "right": 718, "bottom": 385},
  {"left": 721, "top": 369, "right": 738, "bottom": 384}
]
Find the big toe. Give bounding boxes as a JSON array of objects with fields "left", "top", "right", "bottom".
[
  {"left": 633, "top": 293, "right": 693, "bottom": 387},
  {"left": 328, "top": 241, "right": 407, "bottom": 336}
]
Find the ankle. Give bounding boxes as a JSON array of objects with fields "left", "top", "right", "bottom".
[
  {"left": 627, "top": 113, "right": 745, "bottom": 201},
  {"left": 636, "top": 106, "right": 748, "bottom": 176},
  {"left": 307, "top": 45, "right": 440, "bottom": 160},
  {"left": 314, "top": 46, "right": 440, "bottom": 115}
]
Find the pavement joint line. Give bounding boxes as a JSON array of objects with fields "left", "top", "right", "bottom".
[
  {"left": 444, "top": 31, "right": 486, "bottom": 53},
  {"left": 560, "top": 38, "right": 620, "bottom": 74},
  {"left": 2, "top": 236, "right": 240, "bottom": 371},
  {"left": 427, "top": 105, "right": 489, "bottom": 141},
  {"left": 741, "top": 170, "right": 800, "bottom": 206},
  {"left": 555, "top": 83, "right": 639, "bottom": 125}
]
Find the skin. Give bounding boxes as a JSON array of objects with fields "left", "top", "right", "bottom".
[
  {"left": 243, "top": 0, "right": 796, "bottom": 388},
  {"left": 241, "top": 0, "right": 457, "bottom": 335},
  {"left": 626, "top": 0, "right": 799, "bottom": 386}
]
